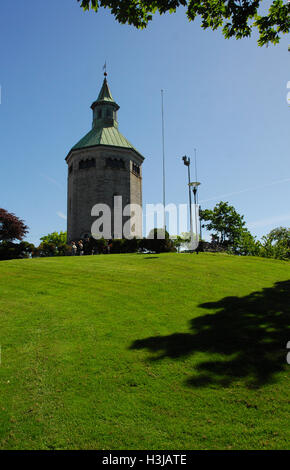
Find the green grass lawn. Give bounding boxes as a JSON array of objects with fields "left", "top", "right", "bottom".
[{"left": 0, "top": 252, "right": 289, "bottom": 450}]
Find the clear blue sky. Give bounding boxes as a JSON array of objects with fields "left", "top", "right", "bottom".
[{"left": 0, "top": 0, "right": 289, "bottom": 245}]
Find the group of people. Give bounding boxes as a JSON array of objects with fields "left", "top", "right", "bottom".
[
  {"left": 71, "top": 239, "right": 113, "bottom": 256},
  {"left": 71, "top": 240, "right": 84, "bottom": 256}
]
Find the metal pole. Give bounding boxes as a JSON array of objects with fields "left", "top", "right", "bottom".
[
  {"left": 188, "top": 162, "right": 193, "bottom": 250},
  {"left": 161, "top": 90, "right": 166, "bottom": 232},
  {"left": 194, "top": 148, "right": 198, "bottom": 193},
  {"left": 199, "top": 190, "right": 202, "bottom": 242},
  {"left": 194, "top": 149, "right": 202, "bottom": 244},
  {"left": 193, "top": 187, "right": 198, "bottom": 250}
]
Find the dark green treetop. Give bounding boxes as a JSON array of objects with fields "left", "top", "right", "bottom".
[{"left": 78, "top": 0, "right": 290, "bottom": 46}]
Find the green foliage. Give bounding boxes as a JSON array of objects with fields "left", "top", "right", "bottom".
[
  {"left": 123, "top": 237, "right": 139, "bottom": 253},
  {"left": 145, "top": 228, "right": 176, "bottom": 253},
  {"left": 260, "top": 226, "right": 290, "bottom": 260},
  {"left": 171, "top": 232, "right": 201, "bottom": 252},
  {"left": 78, "top": 0, "right": 290, "bottom": 46},
  {"left": 200, "top": 201, "right": 246, "bottom": 247},
  {"left": 37, "top": 231, "right": 71, "bottom": 257},
  {"left": 37, "top": 241, "right": 58, "bottom": 257},
  {"left": 0, "top": 241, "right": 35, "bottom": 261},
  {"left": 85, "top": 236, "right": 108, "bottom": 254},
  {"left": 110, "top": 238, "right": 125, "bottom": 253},
  {"left": 231, "top": 228, "right": 261, "bottom": 256},
  {"left": 40, "top": 231, "right": 67, "bottom": 245},
  {"left": 89, "top": 233, "right": 175, "bottom": 254},
  {"left": 108, "top": 238, "right": 139, "bottom": 253},
  {"left": 171, "top": 235, "right": 184, "bottom": 252}
]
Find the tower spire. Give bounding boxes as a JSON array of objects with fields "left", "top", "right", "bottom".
[{"left": 90, "top": 73, "right": 119, "bottom": 130}]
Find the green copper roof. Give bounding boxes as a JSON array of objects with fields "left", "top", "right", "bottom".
[
  {"left": 67, "top": 76, "right": 144, "bottom": 159},
  {"left": 96, "top": 78, "right": 114, "bottom": 103},
  {"left": 70, "top": 126, "right": 143, "bottom": 157}
]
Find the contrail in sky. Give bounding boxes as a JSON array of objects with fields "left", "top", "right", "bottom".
[
  {"left": 57, "top": 211, "right": 67, "bottom": 220},
  {"left": 40, "top": 173, "right": 64, "bottom": 191},
  {"left": 199, "top": 177, "right": 290, "bottom": 204},
  {"left": 248, "top": 214, "right": 290, "bottom": 229}
]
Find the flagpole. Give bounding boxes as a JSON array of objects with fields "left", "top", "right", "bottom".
[
  {"left": 194, "top": 148, "right": 198, "bottom": 204},
  {"left": 161, "top": 89, "right": 166, "bottom": 231}
]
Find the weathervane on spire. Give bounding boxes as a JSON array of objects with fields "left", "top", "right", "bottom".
[{"left": 103, "top": 61, "right": 107, "bottom": 77}]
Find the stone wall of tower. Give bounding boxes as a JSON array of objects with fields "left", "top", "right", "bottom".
[
  {"left": 66, "top": 146, "right": 143, "bottom": 242},
  {"left": 129, "top": 160, "right": 143, "bottom": 238}
]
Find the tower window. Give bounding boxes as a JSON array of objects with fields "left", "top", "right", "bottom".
[
  {"left": 98, "top": 109, "right": 102, "bottom": 119},
  {"left": 79, "top": 158, "right": 96, "bottom": 170},
  {"left": 132, "top": 163, "right": 140, "bottom": 176},
  {"left": 69, "top": 165, "right": 73, "bottom": 175},
  {"left": 106, "top": 158, "right": 125, "bottom": 170}
]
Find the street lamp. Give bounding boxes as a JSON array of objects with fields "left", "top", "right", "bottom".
[
  {"left": 189, "top": 182, "right": 201, "bottom": 250},
  {"left": 189, "top": 181, "right": 200, "bottom": 205}
]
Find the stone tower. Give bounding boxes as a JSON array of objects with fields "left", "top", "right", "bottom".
[{"left": 66, "top": 74, "right": 145, "bottom": 242}]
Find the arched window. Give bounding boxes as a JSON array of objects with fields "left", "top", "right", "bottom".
[
  {"left": 79, "top": 158, "right": 96, "bottom": 170},
  {"left": 132, "top": 163, "right": 140, "bottom": 176},
  {"left": 105, "top": 158, "right": 125, "bottom": 170}
]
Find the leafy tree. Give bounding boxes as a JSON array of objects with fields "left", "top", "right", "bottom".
[
  {"left": 0, "top": 208, "right": 28, "bottom": 242},
  {"left": 232, "top": 228, "right": 261, "bottom": 256},
  {"left": 0, "top": 241, "right": 35, "bottom": 261},
  {"left": 37, "top": 242, "right": 58, "bottom": 257},
  {"left": 78, "top": 0, "right": 290, "bottom": 46},
  {"left": 40, "top": 231, "right": 67, "bottom": 245},
  {"left": 267, "top": 226, "right": 290, "bottom": 246},
  {"left": 146, "top": 228, "right": 176, "bottom": 253},
  {"left": 38, "top": 231, "right": 71, "bottom": 257},
  {"left": 171, "top": 232, "right": 192, "bottom": 252},
  {"left": 260, "top": 226, "right": 290, "bottom": 260},
  {"left": 200, "top": 201, "right": 246, "bottom": 247},
  {"left": 171, "top": 235, "right": 184, "bottom": 253}
]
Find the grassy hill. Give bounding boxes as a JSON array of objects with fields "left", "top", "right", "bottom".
[{"left": 0, "top": 252, "right": 289, "bottom": 450}]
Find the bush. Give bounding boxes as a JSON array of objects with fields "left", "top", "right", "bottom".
[
  {"left": 37, "top": 242, "right": 72, "bottom": 257},
  {"left": 84, "top": 237, "right": 108, "bottom": 254},
  {"left": 0, "top": 241, "right": 35, "bottom": 260},
  {"left": 143, "top": 229, "right": 176, "bottom": 253}
]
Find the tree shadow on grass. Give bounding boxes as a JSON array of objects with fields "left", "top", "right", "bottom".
[{"left": 130, "top": 280, "right": 290, "bottom": 388}]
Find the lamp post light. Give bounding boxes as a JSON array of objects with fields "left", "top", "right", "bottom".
[{"left": 189, "top": 182, "right": 201, "bottom": 250}]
